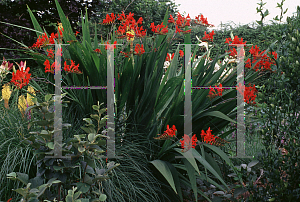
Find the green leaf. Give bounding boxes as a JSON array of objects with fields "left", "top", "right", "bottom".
[
  {"left": 149, "top": 160, "right": 177, "bottom": 194},
  {"left": 77, "top": 182, "right": 90, "bottom": 193},
  {"left": 84, "top": 174, "right": 93, "bottom": 185},
  {"left": 204, "top": 152, "right": 222, "bottom": 179},
  {"left": 264, "top": 9, "right": 269, "bottom": 17},
  {"left": 92, "top": 105, "right": 100, "bottom": 111},
  {"left": 191, "top": 149, "right": 229, "bottom": 190},
  {"left": 47, "top": 142, "right": 54, "bottom": 150},
  {"left": 78, "top": 145, "right": 85, "bottom": 153},
  {"left": 45, "top": 94, "right": 52, "bottom": 102},
  {"left": 14, "top": 188, "right": 29, "bottom": 198},
  {"left": 15, "top": 172, "right": 29, "bottom": 185},
  {"left": 53, "top": 166, "right": 64, "bottom": 171},
  {"left": 182, "top": 158, "right": 198, "bottom": 202},
  {"left": 90, "top": 114, "right": 100, "bottom": 121},
  {"left": 83, "top": 118, "right": 93, "bottom": 125},
  {"left": 88, "top": 133, "right": 95, "bottom": 142},
  {"left": 99, "top": 194, "right": 107, "bottom": 201},
  {"left": 203, "top": 144, "right": 232, "bottom": 167}
]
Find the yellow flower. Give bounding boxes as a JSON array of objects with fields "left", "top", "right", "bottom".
[
  {"left": 26, "top": 86, "right": 36, "bottom": 106},
  {"left": 57, "top": 22, "right": 63, "bottom": 30},
  {"left": 18, "top": 95, "right": 27, "bottom": 117},
  {"left": 2, "top": 83, "right": 11, "bottom": 109},
  {"left": 126, "top": 29, "right": 135, "bottom": 41}
]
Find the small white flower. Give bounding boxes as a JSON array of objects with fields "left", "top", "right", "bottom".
[{"left": 164, "top": 61, "right": 170, "bottom": 68}]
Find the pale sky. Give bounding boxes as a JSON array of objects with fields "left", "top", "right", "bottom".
[{"left": 173, "top": 0, "right": 299, "bottom": 30}]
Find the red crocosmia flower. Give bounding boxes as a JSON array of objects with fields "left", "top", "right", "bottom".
[
  {"left": 134, "top": 44, "right": 145, "bottom": 56},
  {"left": 64, "top": 60, "right": 82, "bottom": 74},
  {"left": 225, "top": 36, "right": 247, "bottom": 57},
  {"left": 58, "top": 27, "right": 64, "bottom": 37},
  {"left": 225, "top": 38, "right": 232, "bottom": 44},
  {"left": 246, "top": 45, "right": 277, "bottom": 72},
  {"left": 75, "top": 31, "right": 80, "bottom": 36},
  {"left": 175, "top": 25, "right": 182, "bottom": 33},
  {"left": 150, "top": 22, "right": 168, "bottom": 35},
  {"left": 208, "top": 86, "right": 217, "bottom": 99},
  {"left": 11, "top": 67, "right": 31, "bottom": 89},
  {"left": 120, "top": 51, "right": 131, "bottom": 58},
  {"left": 102, "top": 13, "right": 116, "bottom": 25},
  {"left": 135, "top": 26, "right": 147, "bottom": 38},
  {"left": 165, "top": 125, "right": 177, "bottom": 137},
  {"left": 166, "top": 53, "right": 175, "bottom": 61},
  {"left": 168, "top": 14, "right": 175, "bottom": 23},
  {"left": 200, "top": 127, "right": 216, "bottom": 145},
  {"left": 44, "top": 59, "right": 56, "bottom": 74},
  {"left": 217, "top": 83, "right": 223, "bottom": 96},
  {"left": 180, "top": 134, "right": 198, "bottom": 152},
  {"left": 236, "top": 83, "right": 258, "bottom": 106},
  {"left": 7, "top": 198, "right": 12, "bottom": 202},
  {"left": 249, "top": 45, "right": 261, "bottom": 56},
  {"left": 227, "top": 48, "right": 237, "bottom": 57},
  {"left": 49, "top": 32, "right": 56, "bottom": 44},
  {"left": 202, "top": 30, "right": 215, "bottom": 42},
  {"left": 179, "top": 50, "right": 184, "bottom": 57},
  {"left": 207, "top": 84, "right": 223, "bottom": 99},
  {"left": 136, "top": 17, "right": 143, "bottom": 25},
  {"left": 194, "top": 14, "right": 214, "bottom": 27},
  {"left": 105, "top": 41, "right": 117, "bottom": 50},
  {"left": 94, "top": 48, "right": 102, "bottom": 53},
  {"left": 47, "top": 49, "right": 54, "bottom": 59},
  {"left": 31, "top": 32, "right": 48, "bottom": 49},
  {"left": 154, "top": 125, "right": 177, "bottom": 140}
]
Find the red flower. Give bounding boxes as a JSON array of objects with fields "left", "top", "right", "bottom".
[
  {"left": 180, "top": 134, "right": 198, "bottom": 152},
  {"left": 225, "top": 36, "right": 247, "bottom": 57},
  {"left": 105, "top": 41, "right": 117, "bottom": 50},
  {"left": 150, "top": 22, "right": 168, "bottom": 35},
  {"left": 202, "top": 30, "right": 215, "bottom": 42},
  {"left": 135, "top": 26, "right": 147, "bottom": 38},
  {"left": 94, "top": 48, "right": 102, "bottom": 53},
  {"left": 236, "top": 83, "right": 258, "bottom": 106},
  {"left": 207, "top": 84, "right": 223, "bottom": 99},
  {"left": 11, "top": 66, "right": 31, "bottom": 89},
  {"left": 168, "top": 14, "right": 175, "bottom": 23},
  {"left": 194, "top": 14, "right": 214, "bottom": 27},
  {"left": 120, "top": 51, "right": 131, "bottom": 58},
  {"left": 175, "top": 25, "right": 182, "bottom": 33},
  {"left": 64, "top": 60, "right": 82, "bottom": 74},
  {"left": 166, "top": 53, "right": 174, "bottom": 61},
  {"left": 136, "top": 17, "right": 143, "bottom": 25},
  {"left": 154, "top": 125, "right": 177, "bottom": 140},
  {"left": 7, "top": 198, "right": 12, "bottom": 202},
  {"left": 134, "top": 44, "right": 145, "bottom": 56},
  {"left": 217, "top": 83, "right": 224, "bottom": 96},
  {"left": 102, "top": 13, "right": 116, "bottom": 25},
  {"left": 44, "top": 59, "right": 56, "bottom": 74},
  {"left": 249, "top": 45, "right": 261, "bottom": 56},
  {"left": 179, "top": 50, "right": 184, "bottom": 57},
  {"left": 175, "top": 12, "right": 191, "bottom": 28},
  {"left": 200, "top": 127, "right": 216, "bottom": 145},
  {"left": 246, "top": 45, "right": 277, "bottom": 72}
]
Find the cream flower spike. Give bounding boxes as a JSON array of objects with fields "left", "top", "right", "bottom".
[
  {"left": 26, "top": 86, "right": 36, "bottom": 107},
  {"left": 196, "top": 35, "right": 212, "bottom": 51},
  {"left": 2, "top": 83, "right": 12, "bottom": 109}
]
